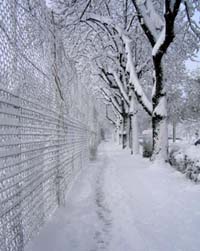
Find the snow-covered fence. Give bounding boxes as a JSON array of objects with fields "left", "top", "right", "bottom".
[
  {"left": 0, "top": 88, "right": 94, "bottom": 249},
  {"left": 0, "top": 1, "right": 101, "bottom": 251}
]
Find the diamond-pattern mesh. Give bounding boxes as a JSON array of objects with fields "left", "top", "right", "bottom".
[{"left": 0, "top": 1, "right": 100, "bottom": 250}]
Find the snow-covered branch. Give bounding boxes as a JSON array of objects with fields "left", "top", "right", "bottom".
[
  {"left": 100, "top": 88, "right": 122, "bottom": 115},
  {"left": 108, "top": 68, "right": 130, "bottom": 105},
  {"left": 121, "top": 34, "right": 152, "bottom": 115},
  {"left": 136, "top": 58, "right": 151, "bottom": 78},
  {"left": 86, "top": 14, "right": 152, "bottom": 115},
  {"left": 106, "top": 104, "right": 117, "bottom": 126},
  {"left": 131, "top": 0, "right": 163, "bottom": 46},
  {"left": 152, "top": 0, "right": 182, "bottom": 59},
  {"left": 184, "top": 0, "right": 200, "bottom": 40}
]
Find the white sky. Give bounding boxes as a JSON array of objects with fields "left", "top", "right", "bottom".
[
  {"left": 185, "top": 9, "right": 200, "bottom": 73},
  {"left": 185, "top": 51, "right": 200, "bottom": 72}
]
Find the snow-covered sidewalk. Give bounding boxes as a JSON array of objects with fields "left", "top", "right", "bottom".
[{"left": 26, "top": 142, "right": 200, "bottom": 251}]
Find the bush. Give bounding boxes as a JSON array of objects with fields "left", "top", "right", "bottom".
[{"left": 169, "top": 143, "right": 200, "bottom": 182}]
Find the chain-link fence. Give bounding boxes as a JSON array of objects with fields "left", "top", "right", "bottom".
[{"left": 0, "top": 1, "right": 101, "bottom": 250}]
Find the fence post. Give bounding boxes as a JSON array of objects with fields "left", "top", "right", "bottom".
[{"left": 56, "top": 100, "right": 65, "bottom": 207}]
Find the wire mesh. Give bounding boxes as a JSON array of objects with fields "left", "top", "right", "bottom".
[{"left": 0, "top": 1, "right": 100, "bottom": 250}]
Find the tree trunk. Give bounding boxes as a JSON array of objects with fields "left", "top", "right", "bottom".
[
  {"left": 122, "top": 114, "right": 128, "bottom": 149},
  {"left": 129, "top": 116, "right": 132, "bottom": 149},
  {"left": 119, "top": 118, "right": 123, "bottom": 145},
  {"left": 172, "top": 121, "right": 176, "bottom": 143},
  {"left": 117, "top": 117, "right": 121, "bottom": 145},
  {"left": 121, "top": 100, "right": 128, "bottom": 149},
  {"left": 121, "top": 116, "right": 125, "bottom": 149},
  {"left": 152, "top": 61, "right": 168, "bottom": 161},
  {"left": 129, "top": 91, "right": 139, "bottom": 154},
  {"left": 152, "top": 110, "right": 168, "bottom": 161}
]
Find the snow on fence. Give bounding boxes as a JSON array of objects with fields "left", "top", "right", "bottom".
[
  {"left": 0, "top": 88, "right": 94, "bottom": 250},
  {"left": 0, "top": 1, "right": 101, "bottom": 251}
]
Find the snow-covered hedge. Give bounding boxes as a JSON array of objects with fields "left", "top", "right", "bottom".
[{"left": 169, "top": 142, "right": 200, "bottom": 182}]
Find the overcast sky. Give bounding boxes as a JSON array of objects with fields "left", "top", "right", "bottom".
[
  {"left": 185, "top": 51, "right": 200, "bottom": 72},
  {"left": 185, "top": 10, "right": 200, "bottom": 73}
]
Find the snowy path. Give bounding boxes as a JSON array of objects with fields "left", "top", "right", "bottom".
[{"left": 26, "top": 142, "right": 200, "bottom": 251}]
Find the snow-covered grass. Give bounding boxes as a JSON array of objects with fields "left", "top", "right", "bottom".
[
  {"left": 170, "top": 141, "right": 200, "bottom": 182},
  {"left": 26, "top": 142, "right": 200, "bottom": 251}
]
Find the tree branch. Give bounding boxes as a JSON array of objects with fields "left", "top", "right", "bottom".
[{"left": 184, "top": 0, "right": 200, "bottom": 39}]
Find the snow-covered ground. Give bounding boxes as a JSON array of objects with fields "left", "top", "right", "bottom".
[{"left": 26, "top": 142, "right": 200, "bottom": 251}]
